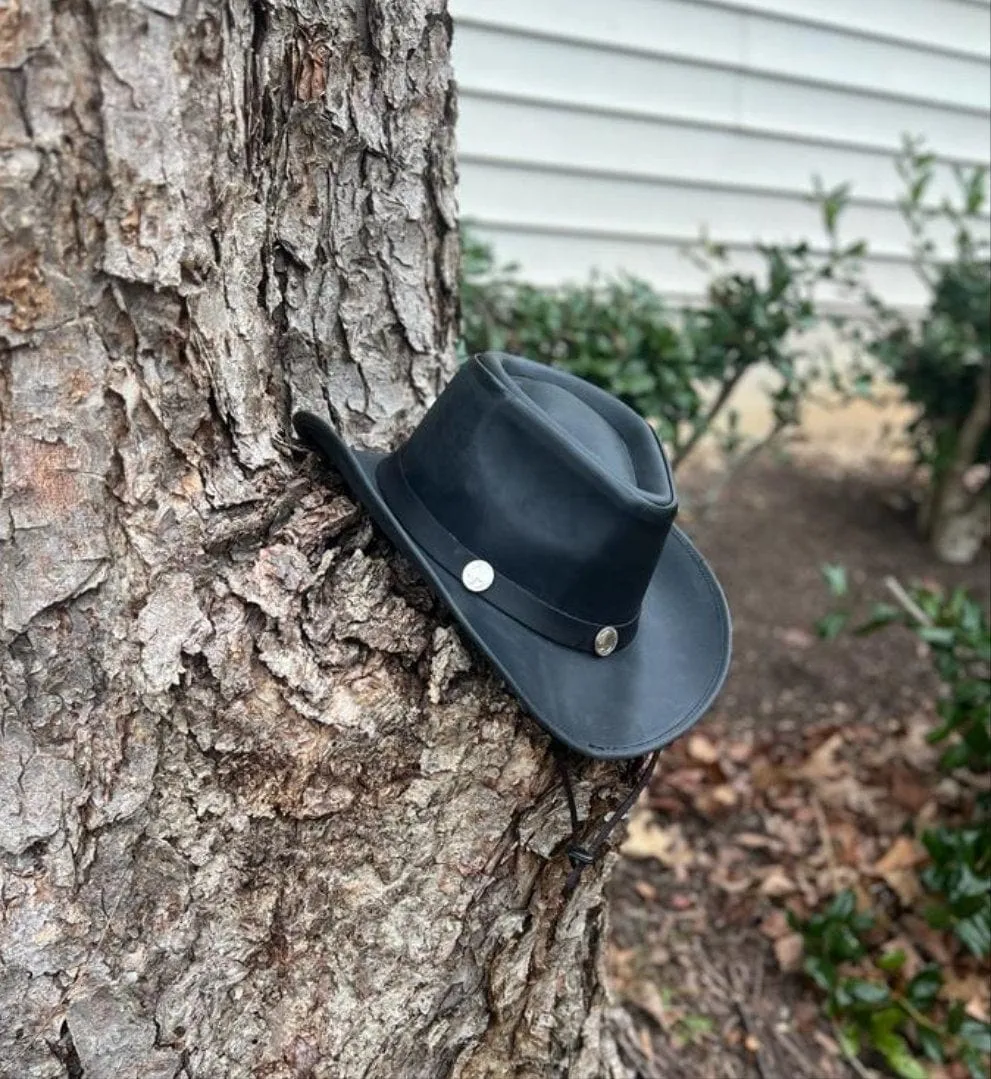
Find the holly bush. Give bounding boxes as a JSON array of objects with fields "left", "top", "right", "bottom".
[
  {"left": 853, "top": 140, "right": 991, "bottom": 563},
  {"left": 808, "top": 574, "right": 991, "bottom": 1078},
  {"left": 795, "top": 890, "right": 989, "bottom": 1079}
]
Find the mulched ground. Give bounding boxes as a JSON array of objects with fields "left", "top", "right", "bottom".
[
  {"left": 606, "top": 455, "right": 990, "bottom": 1079},
  {"left": 686, "top": 455, "right": 989, "bottom": 731}
]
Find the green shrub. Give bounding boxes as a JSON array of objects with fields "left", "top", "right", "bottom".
[
  {"left": 854, "top": 140, "right": 991, "bottom": 564},
  {"left": 821, "top": 576, "right": 990, "bottom": 781},
  {"left": 460, "top": 190, "right": 862, "bottom": 469},
  {"left": 806, "top": 574, "right": 991, "bottom": 1078},
  {"left": 922, "top": 826, "right": 991, "bottom": 959},
  {"left": 794, "top": 890, "right": 989, "bottom": 1079}
]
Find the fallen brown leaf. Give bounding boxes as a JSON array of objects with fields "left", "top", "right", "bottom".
[
  {"left": 965, "top": 996, "right": 990, "bottom": 1023},
  {"left": 736, "top": 832, "right": 786, "bottom": 852},
  {"left": 778, "top": 626, "right": 814, "bottom": 649},
  {"left": 816, "top": 775, "right": 883, "bottom": 817},
  {"left": 727, "top": 739, "right": 754, "bottom": 764},
  {"left": 608, "top": 946, "right": 637, "bottom": 990},
  {"left": 693, "top": 783, "right": 739, "bottom": 816},
  {"left": 649, "top": 792, "right": 686, "bottom": 816},
  {"left": 830, "top": 820, "right": 870, "bottom": 867},
  {"left": 760, "top": 867, "right": 799, "bottom": 897},
  {"left": 751, "top": 757, "right": 789, "bottom": 792},
  {"left": 709, "top": 863, "right": 754, "bottom": 894},
  {"left": 664, "top": 768, "right": 708, "bottom": 795},
  {"left": 872, "top": 836, "right": 926, "bottom": 905},
  {"left": 900, "top": 716, "right": 940, "bottom": 771},
  {"left": 796, "top": 867, "right": 823, "bottom": 908},
  {"left": 687, "top": 735, "right": 719, "bottom": 764},
  {"left": 759, "top": 909, "right": 791, "bottom": 940},
  {"left": 774, "top": 932, "right": 805, "bottom": 972},
  {"left": 814, "top": 865, "right": 860, "bottom": 896},
  {"left": 763, "top": 814, "right": 809, "bottom": 856},
  {"left": 903, "top": 915, "right": 954, "bottom": 965},
  {"left": 711, "top": 784, "right": 739, "bottom": 807},
  {"left": 621, "top": 812, "right": 695, "bottom": 880},
  {"left": 889, "top": 767, "right": 932, "bottom": 813},
  {"left": 634, "top": 880, "right": 658, "bottom": 902},
  {"left": 626, "top": 980, "right": 671, "bottom": 1030},
  {"left": 944, "top": 972, "right": 991, "bottom": 1021},
  {"left": 797, "top": 733, "right": 846, "bottom": 780}
]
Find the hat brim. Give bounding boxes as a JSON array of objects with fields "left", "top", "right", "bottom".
[{"left": 294, "top": 411, "right": 731, "bottom": 761}]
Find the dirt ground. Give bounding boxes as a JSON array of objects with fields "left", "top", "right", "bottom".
[
  {"left": 688, "top": 455, "right": 988, "bottom": 731},
  {"left": 606, "top": 452, "right": 989, "bottom": 1079}
]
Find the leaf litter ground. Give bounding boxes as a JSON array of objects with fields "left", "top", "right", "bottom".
[{"left": 606, "top": 456, "right": 990, "bottom": 1079}]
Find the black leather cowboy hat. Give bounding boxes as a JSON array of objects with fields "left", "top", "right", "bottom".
[{"left": 294, "top": 352, "right": 731, "bottom": 761}]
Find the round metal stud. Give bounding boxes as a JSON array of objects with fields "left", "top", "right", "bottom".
[
  {"left": 461, "top": 559, "right": 495, "bottom": 593},
  {"left": 594, "top": 626, "right": 619, "bottom": 657}
]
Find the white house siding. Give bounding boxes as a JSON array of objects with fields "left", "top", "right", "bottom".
[{"left": 451, "top": 0, "right": 991, "bottom": 307}]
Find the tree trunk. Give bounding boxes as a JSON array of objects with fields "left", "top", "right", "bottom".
[
  {"left": 921, "top": 363, "right": 991, "bottom": 565},
  {"left": 0, "top": 4, "right": 637, "bottom": 1076}
]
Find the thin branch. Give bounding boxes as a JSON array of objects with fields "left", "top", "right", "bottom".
[
  {"left": 777, "top": 1033, "right": 827, "bottom": 1079},
  {"left": 832, "top": 1022, "right": 880, "bottom": 1079},
  {"left": 812, "top": 794, "right": 840, "bottom": 894},
  {"left": 673, "top": 366, "right": 746, "bottom": 470},
  {"left": 924, "top": 361, "right": 991, "bottom": 540},
  {"left": 883, "top": 576, "right": 933, "bottom": 628},
  {"left": 692, "top": 414, "right": 790, "bottom": 520},
  {"left": 727, "top": 964, "right": 776, "bottom": 1079}
]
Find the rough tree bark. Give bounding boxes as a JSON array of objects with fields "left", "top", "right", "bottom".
[
  {"left": 921, "top": 363, "right": 991, "bottom": 565},
  {"left": 0, "top": 3, "right": 642, "bottom": 1077}
]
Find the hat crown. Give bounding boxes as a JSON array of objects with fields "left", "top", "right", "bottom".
[{"left": 386, "top": 354, "right": 677, "bottom": 628}]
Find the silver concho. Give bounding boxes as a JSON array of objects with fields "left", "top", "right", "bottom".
[
  {"left": 594, "top": 626, "right": 619, "bottom": 657},
  {"left": 461, "top": 559, "right": 495, "bottom": 593}
]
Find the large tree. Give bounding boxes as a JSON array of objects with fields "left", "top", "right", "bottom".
[{"left": 0, "top": 3, "right": 640, "bottom": 1076}]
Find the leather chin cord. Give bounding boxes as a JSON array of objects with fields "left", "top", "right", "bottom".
[{"left": 554, "top": 747, "right": 662, "bottom": 895}]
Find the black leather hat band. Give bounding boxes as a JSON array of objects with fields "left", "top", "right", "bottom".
[{"left": 376, "top": 454, "right": 640, "bottom": 656}]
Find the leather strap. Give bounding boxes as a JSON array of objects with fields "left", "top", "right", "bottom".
[
  {"left": 556, "top": 746, "right": 662, "bottom": 894},
  {"left": 376, "top": 454, "right": 639, "bottom": 656}
]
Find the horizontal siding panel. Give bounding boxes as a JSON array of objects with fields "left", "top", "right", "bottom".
[
  {"left": 469, "top": 224, "right": 931, "bottom": 308},
  {"left": 453, "top": 24, "right": 991, "bottom": 163},
  {"left": 459, "top": 160, "right": 986, "bottom": 259},
  {"left": 458, "top": 94, "right": 991, "bottom": 211},
  {"left": 453, "top": 3, "right": 990, "bottom": 308},
  {"left": 698, "top": 0, "right": 991, "bottom": 60},
  {"left": 450, "top": 0, "right": 991, "bottom": 112}
]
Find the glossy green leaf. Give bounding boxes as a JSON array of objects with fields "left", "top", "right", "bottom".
[
  {"left": 959, "top": 1018, "right": 991, "bottom": 1055},
  {"left": 878, "top": 949, "right": 907, "bottom": 973},
  {"left": 916, "top": 1027, "right": 944, "bottom": 1064},
  {"left": 906, "top": 966, "right": 943, "bottom": 1009},
  {"left": 873, "top": 1029, "right": 929, "bottom": 1079},
  {"left": 837, "top": 1023, "right": 861, "bottom": 1058},
  {"left": 803, "top": 955, "right": 837, "bottom": 992},
  {"left": 954, "top": 913, "right": 991, "bottom": 958},
  {"left": 821, "top": 564, "right": 849, "bottom": 599},
  {"left": 846, "top": 979, "right": 891, "bottom": 1006},
  {"left": 962, "top": 1046, "right": 988, "bottom": 1079},
  {"left": 817, "top": 612, "right": 849, "bottom": 641}
]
